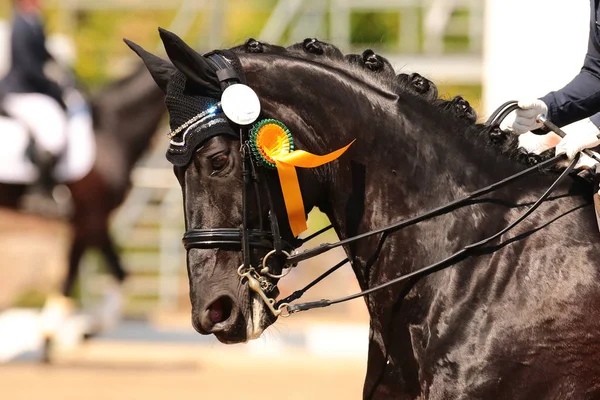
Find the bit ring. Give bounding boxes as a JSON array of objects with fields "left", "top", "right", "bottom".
[{"left": 260, "top": 249, "right": 292, "bottom": 278}]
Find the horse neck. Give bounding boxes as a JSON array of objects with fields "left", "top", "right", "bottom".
[
  {"left": 244, "top": 55, "right": 527, "bottom": 286},
  {"left": 93, "top": 68, "right": 166, "bottom": 170}
]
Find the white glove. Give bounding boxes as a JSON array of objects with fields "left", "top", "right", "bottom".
[
  {"left": 555, "top": 118, "right": 600, "bottom": 169},
  {"left": 517, "top": 131, "right": 561, "bottom": 155},
  {"left": 572, "top": 152, "right": 600, "bottom": 169},
  {"left": 555, "top": 118, "right": 600, "bottom": 158},
  {"left": 500, "top": 99, "right": 548, "bottom": 134}
]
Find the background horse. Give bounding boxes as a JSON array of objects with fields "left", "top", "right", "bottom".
[
  {"left": 130, "top": 29, "right": 600, "bottom": 399},
  {"left": 0, "top": 65, "right": 165, "bottom": 338}
]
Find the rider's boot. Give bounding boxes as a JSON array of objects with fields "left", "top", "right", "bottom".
[
  {"left": 24, "top": 148, "right": 62, "bottom": 216},
  {"left": 37, "top": 150, "right": 59, "bottom": 195}
]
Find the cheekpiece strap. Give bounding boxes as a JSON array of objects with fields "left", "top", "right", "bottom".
[
  {"left": 207, "top": 53, "right": 241, "bottom": 91},
  {"left": 216, "top": 68, "right": 239, "bottom": 84}
]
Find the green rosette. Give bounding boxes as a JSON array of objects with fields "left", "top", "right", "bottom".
[{"left": 249, "top": 119, "right": 295, "bottom": 169}]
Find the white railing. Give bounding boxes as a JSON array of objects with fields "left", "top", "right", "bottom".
[{"left": 258, "top": 0, "right": 484, "bottom": 83}]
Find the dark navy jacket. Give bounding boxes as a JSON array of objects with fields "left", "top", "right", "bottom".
[
  {"left": 540, "top": 0, "right": 600, "bottom": 128},
  {"left": 0, "top": 11, "right": 64, "bottom": 107}
]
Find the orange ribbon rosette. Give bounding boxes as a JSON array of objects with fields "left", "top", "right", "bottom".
[{"left": 249, "top": 119, "right": 354, "bottom": 237}]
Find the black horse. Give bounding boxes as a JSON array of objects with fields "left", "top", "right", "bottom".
[
  {"left": 63, "top": 65, "right": 165, "bottom": 298},
  {"left": 129, "top": 29, "right": 600, "bottom": 399}
]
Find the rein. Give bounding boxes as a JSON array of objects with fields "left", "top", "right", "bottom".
[
  {"left": 283, "top": 154, "right": 564, "bottom": 266},
  {"left": 280, "top": 102, "right": 562, "bottom": 266},
  {"left": 277, "top": 101, "right": 584, "bottom": 315},
  {"left": 284, "top": 154, "right": 577, "bottom": 313}
]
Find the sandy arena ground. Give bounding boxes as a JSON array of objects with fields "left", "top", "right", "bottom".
[
  {"left": 0, "top": 209, "right": 69, "bottom": 308},
  {"left": 0, "top": 343, "right": 366, "bottom": 400},
  {"left": 0, "top": 207, "right": 370, "bottom": 400}
]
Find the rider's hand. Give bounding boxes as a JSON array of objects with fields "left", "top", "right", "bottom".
[
  {"left": 572, "top": 152, "right": 600, "bottom": 169},
  {"left": 555, "top": 119, "right": 600, "bottom": 158},
  {"left": 500, "top": 99, "right": 548, "bottom": 134},
  {"left": 555, "top": 118, "right": 600, "bottom": 169}
]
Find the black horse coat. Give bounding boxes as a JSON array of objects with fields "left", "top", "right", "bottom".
[{"left": 130, "top": 30, "right": 600, "bottom": 400}]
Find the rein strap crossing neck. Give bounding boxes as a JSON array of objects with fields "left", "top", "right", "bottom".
[
  {"left": 279, "top": 102, "right": 584, "bottom": 314},
  {"left": 180, "top": 62, "right": 585, "bottom": 318}
]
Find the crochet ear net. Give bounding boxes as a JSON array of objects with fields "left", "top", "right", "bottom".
[{"left": 123, "top": 38, "right": 175, "bottom": 94}]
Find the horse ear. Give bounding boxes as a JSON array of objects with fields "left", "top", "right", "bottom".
[
  {"left": 123, "top": 38, "right": 174, "bottom": 93},
  {"left": 157, "top": 27, "right": 220, "bottom": 96}
]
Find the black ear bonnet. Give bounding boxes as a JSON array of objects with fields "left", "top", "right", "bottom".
[{"left": 166, "top": 50, "right": 247, "bottom": 167}]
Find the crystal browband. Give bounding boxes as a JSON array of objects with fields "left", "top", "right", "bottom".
[{"left": 167, "top": 103, "right": 221, "bottom": 140}]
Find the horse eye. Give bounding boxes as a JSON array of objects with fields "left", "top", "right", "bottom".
[{"left": 210, "top": 153, "right": 229, "bottom": 173}]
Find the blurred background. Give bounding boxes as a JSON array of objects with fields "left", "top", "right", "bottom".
[{"left": 0, "top": 1, "right": 589, "bottom": 399}]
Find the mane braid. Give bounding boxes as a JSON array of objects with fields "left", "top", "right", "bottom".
[
  {"left": 235, "top": 38, "right": 553, "bottom": 168},
  {"left": 246, "top": 41, "right": 481, "bottom": 128}
]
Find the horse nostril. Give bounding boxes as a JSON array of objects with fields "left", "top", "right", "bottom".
[{"left": 207, "top": 296, "right": 233, "bottom": 324}]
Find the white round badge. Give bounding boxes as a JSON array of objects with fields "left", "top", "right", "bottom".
[{"left": 221, "top": 84, "right": 261, "bottom": 125}]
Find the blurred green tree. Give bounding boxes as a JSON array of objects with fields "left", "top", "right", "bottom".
[{"left": 8, "top": 1, "right": 480, "bottom": 106}]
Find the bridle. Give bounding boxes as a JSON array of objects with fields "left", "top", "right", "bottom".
[
  {"left": 179, "top": 55, "right": 598, "bottom": 318},
  {"left": 181, "top": 53, "right": 302, "bottom": 315}
]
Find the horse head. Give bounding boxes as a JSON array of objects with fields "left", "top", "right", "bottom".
[
  {"left": 125, "top": 30, "right": 333, "bottom": 343},
  {"left": 125, "top": 27, "right": 482, "bottom": 344}
]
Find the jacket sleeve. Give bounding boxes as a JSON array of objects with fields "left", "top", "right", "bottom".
[{"left": 539, "top": 4, "right": 600, "bottom": 128}]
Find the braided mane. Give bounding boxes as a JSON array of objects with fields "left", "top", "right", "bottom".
[{"left": 231, "top": 38, "right": 556, "bottom": 168}]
